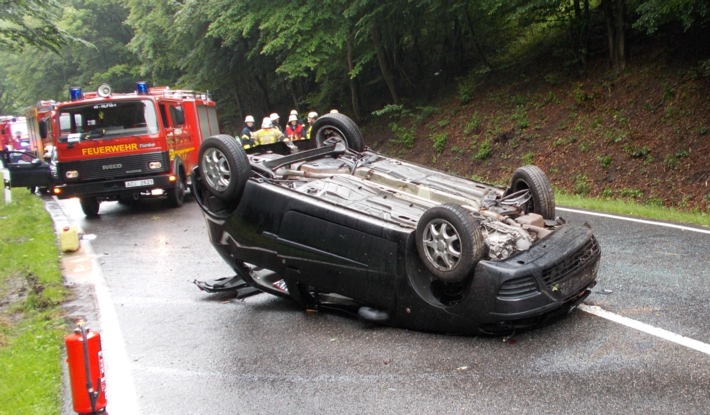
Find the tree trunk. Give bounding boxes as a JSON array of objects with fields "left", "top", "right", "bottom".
[
  {"left": 572, "top": 0, "right": 591, "bottom": 70},
  {"left": 603, "top": 0, "right": 626, "bottom": 71},
  {"left": 370, "top": 23, "right": 399, "bottom": 105},
  {"left": 346, "top": 36, "right": 362, "bottom": 121},
  {"left": 464, "top": 11, "right": 492, "bottom": 70},
  {"left": 231, "top": 84, "right": 243, "bottom": 124}
]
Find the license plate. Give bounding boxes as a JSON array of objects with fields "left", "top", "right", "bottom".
[{"left": 125, "top": 179, "right": 154, "bottom": 188}]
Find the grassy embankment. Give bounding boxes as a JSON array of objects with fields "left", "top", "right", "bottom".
[{"left": 0, "top": 183, "right": 66, "bottom": 415}]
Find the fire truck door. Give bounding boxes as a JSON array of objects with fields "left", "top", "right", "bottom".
[{"left": 161, "top": 104, "right": 189, "bottom": 161}]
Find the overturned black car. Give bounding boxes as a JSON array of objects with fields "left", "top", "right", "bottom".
[{"left": 192, "top": 114, "right": 600, "bottom": 335}]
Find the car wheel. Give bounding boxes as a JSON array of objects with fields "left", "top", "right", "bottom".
[
  {"left": 198, "top": 134, "right": 250, "bottom": 201},
  {"left": 508, "top": 165, "right": 555, "bottom": 220},
  {"left": 80, "top": 197, "right": 100, "bottom": 217},
  {"left": 416, "top": 204, "right": 485, "bottom": 283},
  {"left": 311, "top": 113, "right": 365, "bottom": 151},
  {"left": 167, "top": 169, "right": 186, "bottom": 208}
]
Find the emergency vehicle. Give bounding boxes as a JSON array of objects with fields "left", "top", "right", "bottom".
[
  {"left": 25, "top": 100, "right": 56, "bottom": 158},
  {"left": 0, "top": 116, "right": 29, "bottom": 151},
  {"left": 46, "top": 82, "right": 219, "bottom": 216}
]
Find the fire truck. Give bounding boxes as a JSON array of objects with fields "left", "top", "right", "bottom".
[
  {"left": 25, "top": 101, "right": 56, "bottom": 158},
  {"left": 1, "top": 116, "right": 30, "bottom": 151},
  {"left": 45, "top": 82, "right": 219, "bottom": 216}
]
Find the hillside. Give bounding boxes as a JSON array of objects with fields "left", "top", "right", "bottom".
[{"left": 363, "top": 49, "right": 710, "bottom": 214}]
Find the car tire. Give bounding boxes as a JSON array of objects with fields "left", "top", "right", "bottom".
[
  {"left": 415, "top": 204, "right": 485, "bottom": 283},
  {"left": 80, "top": 197, "right": 100, "bottom": 217},
  {"left": 167, "top": 168, "right": 186, "bottom": 208},
  {"left": 508, "top": 165, "right": 555, "bottom": 220},
  {"left": 311, "top": 113, "right": 365, "bottom": 151},
  {"left": 198, "top": 134, "right": 250, "bottom": 202}
]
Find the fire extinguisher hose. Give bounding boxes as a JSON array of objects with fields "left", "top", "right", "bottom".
[{"left": 79, "top": 323, "right": 99, "bottom": 414}]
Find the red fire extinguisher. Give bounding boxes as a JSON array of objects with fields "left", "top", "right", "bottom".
[{"left": 65, "top": 322, "right": 108, "bottom": 414}]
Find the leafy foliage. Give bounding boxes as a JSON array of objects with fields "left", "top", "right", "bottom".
[
  {"left": 0, "top": 0, "right": 70, "bottom": 52},
  {"left": 1, "top": 0, "right": 709, "bottom": 128}
]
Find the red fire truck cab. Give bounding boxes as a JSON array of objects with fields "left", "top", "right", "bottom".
[{"left": 50, "top": 82, "right": 219, "bottom": 216}]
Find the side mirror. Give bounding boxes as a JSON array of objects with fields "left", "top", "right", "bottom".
[
  {"left": 39, "top": 120, "right": 48, "bottom": 139},
  {"left": 31, "top": 158, "right": 43, "bottom": 166},
  {"left": 174, "top": 107, "right": 185, "bottom": 126}
]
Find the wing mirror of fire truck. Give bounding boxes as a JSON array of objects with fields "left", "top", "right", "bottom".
[
  {"left": 174, "top": 107, "right": 185, "bottom": 126},
  {"left": 39, "top": 120, "right": 48, "bottom": 139}
]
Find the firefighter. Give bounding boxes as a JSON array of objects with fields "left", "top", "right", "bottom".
[
  {"left": 269, "top": 113, "right": 282, "bottom": 132},
  {"left": 289, "top": 109, "right": 304, "bottom": 125},
  {"left": 241, "top": 115, "right": 256, "bottom": 148},
  {"left": 13, "top": 130, "right": 23, "bottom": 149},
  {"left": 285, "top": 114, "right": 304, "bottom": 140},
  {"left": 253, "top": 117, "right": 284, "bottom": 146},
  {"left": 305, "top": 111, "right": 318, "bottom": 140}
]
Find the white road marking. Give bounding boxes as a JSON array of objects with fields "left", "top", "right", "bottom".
[
  {"left": 557, "top": 207, "right": 710, "bottom": 235},
  {"left": 82, "top": 239, "right": 142, "bottom": 414},
  {"left": 579, "top": 304, "right": 710, "bottom": 356},
  {"left": 563, "top": 207, "right": 710, "bottom": 354},
  {"left": 49, "top": 198, "right": 141, "bottom": 414}
]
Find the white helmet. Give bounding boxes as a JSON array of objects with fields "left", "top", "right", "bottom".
[
  {"left": 307, "top": 111, "right": 318, "bottom": 119},
  {"left": 269, "top": 113, "right": 280, "bottom": 121},
  {"left": 288, "top": 114, "right": 298, "bottom": 122},
  {"left": 244, "top": 115, "right": 255, "bottom": 123},
  {"left": 261, "top": 117, "right": 273, "bottom": 129},
  {"left": 329, "top": 109, "right": 339, "bottom": 114},
  {"left": 290, "top": 109, "right": 298, "bottom": 116}
]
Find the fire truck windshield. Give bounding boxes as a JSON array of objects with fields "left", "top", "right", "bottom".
[{"left": 58, "top": 99, "right": 159, "bottom": 142}]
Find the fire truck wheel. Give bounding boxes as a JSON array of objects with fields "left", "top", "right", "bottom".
[
  {"left": 167, "top": 170, "right": 186, "bottom": 208},
  {"left": 198, "top": 134, "right": 250, "bottom": 201},
  {"left": 80, "top": 197, "right": 100, "bottom": 217}
]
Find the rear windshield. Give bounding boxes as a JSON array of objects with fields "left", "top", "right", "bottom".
[{"left": 58, "top": 99, "right": 158, "bottom": 142}]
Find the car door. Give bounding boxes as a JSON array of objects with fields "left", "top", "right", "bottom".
[{"left": 4, "top": 151, "right": 52, "bottom": 188}]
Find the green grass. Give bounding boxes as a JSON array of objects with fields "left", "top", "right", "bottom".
[
  {"left": 0, "top": 185, "right": 66, "bottom": 415},
  {"left": 556, "top": 192, "right": 710, "bottom": 228}
]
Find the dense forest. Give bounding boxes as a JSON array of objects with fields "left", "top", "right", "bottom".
[
  {"left": 1, "top": 0, "right": 708, "bottom": 126},
  {"left": 2, "top": 0, "right": 710, "bottom": 211}
]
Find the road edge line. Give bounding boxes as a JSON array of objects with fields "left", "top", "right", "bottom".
[
  {"left": 46, "top": 197, "right": 141, "bottom": 414},
  {"left": 579, "top": 304, "right": 710, "bottom": 356},
  {"left": 556, "top": 207, "right": 710, "bottom": 234}
]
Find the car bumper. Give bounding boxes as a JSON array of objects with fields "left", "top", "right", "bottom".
[
  {"left": 397, "top": 224, "right": 599, "bottom": 334},
  {"left": 480, "top": 224, "right": 600, "bottom": 320}
]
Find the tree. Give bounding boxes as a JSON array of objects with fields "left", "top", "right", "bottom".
[
  {"left": 634, "top": 0, "right": 710, "bottom": 34},
  {"left": 603, "top": 0, "right": 627, "bottom": 71},
  {"left": 0, "top": 0, "right": 71, "bottom": 52}
]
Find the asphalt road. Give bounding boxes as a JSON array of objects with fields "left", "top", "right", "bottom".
[{"left": 52, "top": 196, "right": 709, "bottom": 415}]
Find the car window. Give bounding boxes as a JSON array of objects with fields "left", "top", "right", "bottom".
[{"left": 9, "top": 152, "right": 39, "bottom": 164}]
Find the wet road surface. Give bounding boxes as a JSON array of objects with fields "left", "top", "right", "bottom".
[{"left": 52, "top": 197, "right": 710, "bottom": 415}]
